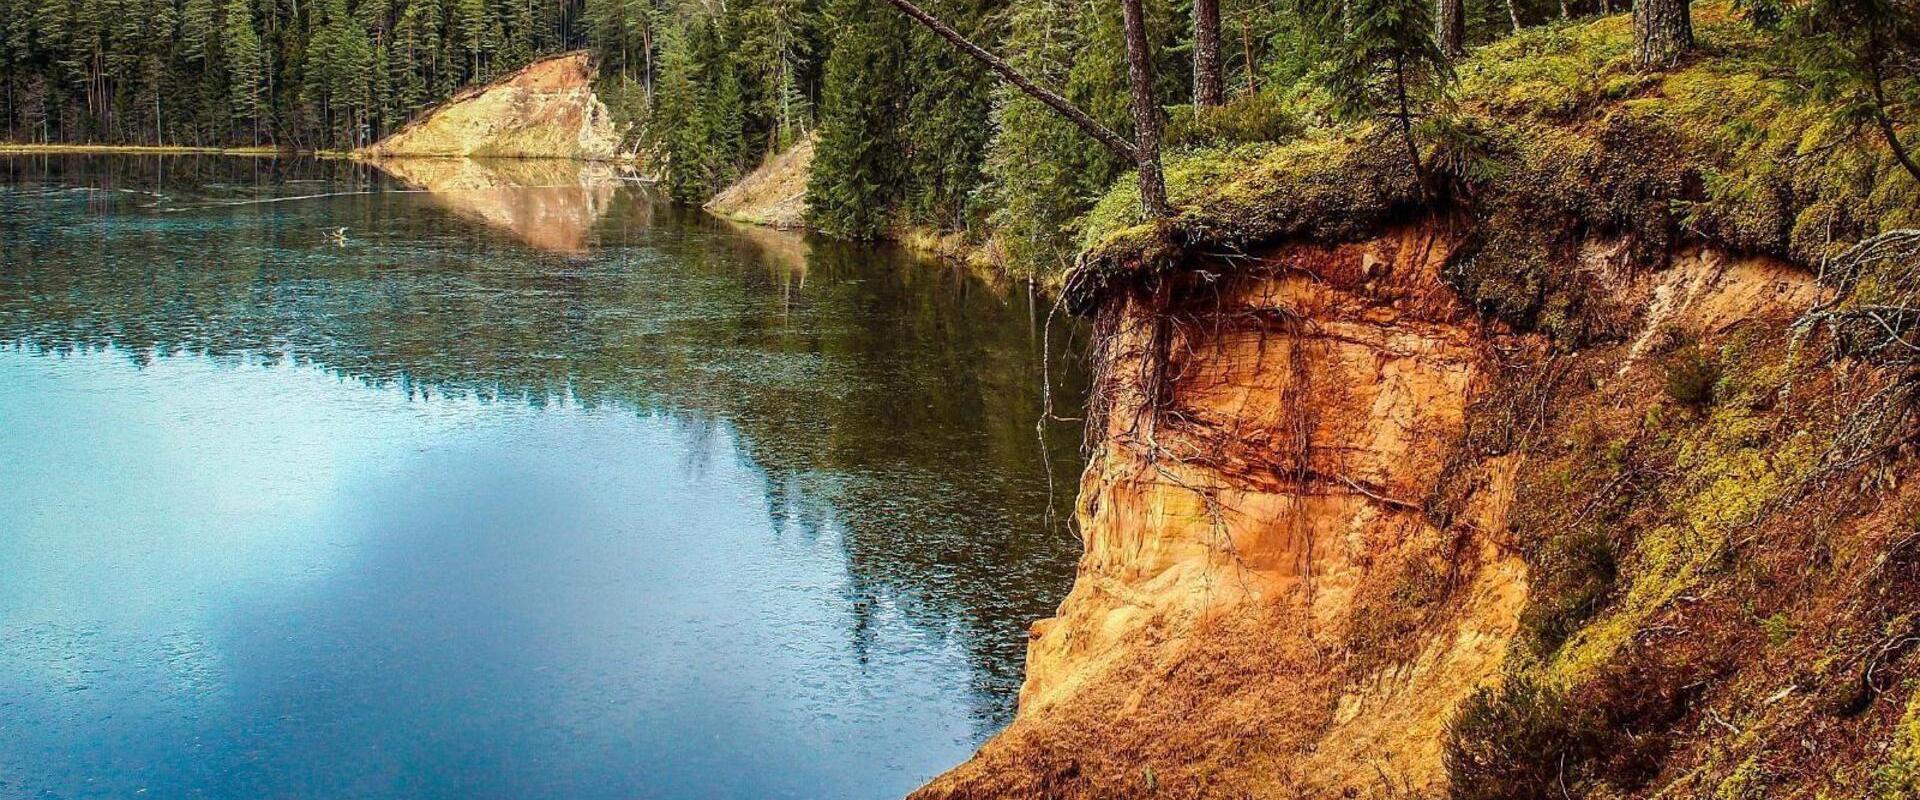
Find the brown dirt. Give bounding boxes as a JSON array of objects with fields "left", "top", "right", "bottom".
[
  {"left": 360, "top": 52, "right": 619, "bottom": 160},
  {"left": 704, "top": 136, "right": 814, "bottom": 229}
]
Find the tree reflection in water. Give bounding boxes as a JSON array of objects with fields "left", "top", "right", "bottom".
[{"left": 0, "top": 153, "right": 1089, "bottom": 730}]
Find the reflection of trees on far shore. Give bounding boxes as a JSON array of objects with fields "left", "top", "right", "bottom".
[{"left": 0, "top": 155, "right": 1089, "bottom": 728}]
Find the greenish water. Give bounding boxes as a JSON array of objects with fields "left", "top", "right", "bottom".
[{"left": 0, "top": 155, "right": 1087, "bottom": 799}]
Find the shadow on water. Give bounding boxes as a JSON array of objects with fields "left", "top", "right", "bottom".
[{"left": 0, "top": 153, "right": 1091, "bottom": 798}]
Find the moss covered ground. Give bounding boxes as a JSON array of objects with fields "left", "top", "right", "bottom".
[{"left": 1069, "top": 3, "right": 1920, "bottom": 317}]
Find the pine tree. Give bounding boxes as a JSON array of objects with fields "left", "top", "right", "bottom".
[
  {"left": 1310, "top": 0, "right": 1453, "bottom": 183},
  {"left": 805, "top": 0, "right": 908, "bottom": 238},
  {"left": 225, "top": 0, "right": 264, "bottom": 142},
  {"left": 1788, "top": 0, "right": 1920, "bottom": 182},
  {"left": 1634, "top": 0, "right": 1693, "bottom": 68},
  {"left": 1192, "top": 0, "right": 1222, "bottom": 105}
]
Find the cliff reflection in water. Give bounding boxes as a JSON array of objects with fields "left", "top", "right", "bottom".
[
  {"left": 366, "top": 157, "right": 624, "bottom": 253},
  {"left": 0, "top": 154, "right": 1088, "bottom": 731}
]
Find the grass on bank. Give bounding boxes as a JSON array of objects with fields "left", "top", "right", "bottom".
[
  {"left": 0, "top": 143, "right": 307, "bottom": 156},
  {"left": 1070, "top": 3, "right": 1920, "bottom": 314}
]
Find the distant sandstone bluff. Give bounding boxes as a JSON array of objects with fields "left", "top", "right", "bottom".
[{"left": 360, "top": 52, "right": 620, "bottom": 160}]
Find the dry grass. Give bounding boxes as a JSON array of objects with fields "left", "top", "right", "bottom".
[{"left": 704, "top": 136, "right": 814, "bottom": 229}]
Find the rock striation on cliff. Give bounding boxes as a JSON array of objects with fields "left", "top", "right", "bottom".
[{"left": 360, "top": 52, "right": 619, "bottom": 160}]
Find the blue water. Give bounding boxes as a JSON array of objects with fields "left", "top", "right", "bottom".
[{"left": 0, "top": 155, "right": 1086, "bottom": 799}]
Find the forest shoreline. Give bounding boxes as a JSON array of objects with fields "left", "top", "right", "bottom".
[{"left": 0, "top": 143, "right": 326, "bottom": 157}]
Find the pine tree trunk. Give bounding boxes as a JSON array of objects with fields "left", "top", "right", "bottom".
[
  {"left": 1436, "top": 0, "right": 1466, "bottom": 57},
  {"left": 1122, "top": 0, "right": 1169, "bottom": 218},
  {"left": 1634, "top": 0, "right": 1693, "bottom": 68},
  {"left": 1241, "top": 19, "right": 1257, "bottom": 93},
  {"left": 1193, "top": 0, "right": 1222, "bottom": 106}
]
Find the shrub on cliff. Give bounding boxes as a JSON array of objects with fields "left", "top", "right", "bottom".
[{"left": 1445, "top": 676, "right": 1604, "bottom": 800}]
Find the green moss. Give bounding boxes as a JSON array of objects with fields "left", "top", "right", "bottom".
[
  {"left": 1069, "top": 1, "right": 1920, "bottom": 311},
  {"left": 1872, "top": 690, "right": 1920, "bottom": 799},
  {"left": 1551, "top": 404, "right": 1818, "bottom": 683},
  {"left": 1761, "top": 612, "right": 1796, "bottom": 647},
  {"left": 1714, "top": 758, "right": 1773, "bottom": 800}
]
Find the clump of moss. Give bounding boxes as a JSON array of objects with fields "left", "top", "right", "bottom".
[
  {"left": 1164, "top": 96, "right": 1306, "bottom": 150},
  {"left": 1445, "top": 675, "right": 1609, "bottom": 800},
  {"left": 1342, "top": 540, "right": 1461, "bottom": 670},
  {"left": 1868, "top": 688, "right": 1920, "bottom": 798},
  {"left": 1663, "top": 343, "right": 1723, "bottom": 408},
  {"left": 1551, "top": 402, "right": 1818, "bottom": 682},
  {"left": 1073, "top": 129, "right": 1421, "bottom": 297},
  {"left": 1714, "top": 758, "right": 1774, "bottom": 800},
  {"left": 1519, "top": 525, "right": 1620, "bottom": 657}
]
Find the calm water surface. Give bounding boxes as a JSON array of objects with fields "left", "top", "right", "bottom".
[{"left": 0, "top": 155, "right": 1087, "bottom": 799}]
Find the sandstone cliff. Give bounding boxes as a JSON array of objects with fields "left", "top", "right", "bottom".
[
  {"left": 916, "top": 219, "right": 1920, "bottom": 799},
  {"left": 360, "top": 52, "right": 620, "bottom": 160},
  {"left": 918, "top": 5, "right": 1920, "bottom": 796}
]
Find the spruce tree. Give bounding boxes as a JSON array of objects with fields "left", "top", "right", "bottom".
[
  {"left": 181, "top": 0, "right": 217, "bottom": 64},
  {"left": 805, "top": 0, "right": 907, "bottom": 238},
  {"left": 1788, "top": 0, "right": 1920, "bottom": 182},
  {"left": 1310, "top": 0, "right": 1452, "bottom": 183},
  {"left": 224, "top": 0, "right": 264, "bottom": 142},
  {"left": 902, "top": 0, "right": 994, "bottom": 227}
]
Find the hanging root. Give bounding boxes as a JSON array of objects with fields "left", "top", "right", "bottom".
[{"left": 1796, "top": 229, "right": 1920, "bottom": 471}]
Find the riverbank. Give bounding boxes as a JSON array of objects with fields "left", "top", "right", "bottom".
[
  {"left": 919, "top": 4, "right": 1920, "bottom": 799},
  {"left": 703, "top": 138, "right": 1020, "bottom": 288},
  {"left": 0, "top": 143, "right": 333, "bottom": 157}
]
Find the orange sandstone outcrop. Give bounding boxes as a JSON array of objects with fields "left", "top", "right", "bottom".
[
  {"left": 917, "top": 223, "right": 1529, "bottom": 799},
  {"left": 361, "top": 52, "right": 619, "bottom": 160},
  {"left": 916, "top": 218, "right": 1842, "bottom": 799}
]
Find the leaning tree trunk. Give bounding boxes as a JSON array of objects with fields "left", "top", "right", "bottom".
[
  {"left": 878, "top": 0, "right": 1171, "bottom": 218},
  {"left": 1436, "top": 0, "right": 1466, "bottom": 57},
  {"left": 1193, "top": 0, "right": 1223, "bottom": 106},
  {"left": 1121, "top": 0, "right": 1170, "bottom": 218},
  {"left": 1504, "top": 0, "right": 1521, "bottom": 33},
  {"left": 1634, "top": 0, "right": 1693, "bottom": 68}
]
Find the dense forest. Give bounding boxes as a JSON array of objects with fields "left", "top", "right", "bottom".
[
  {"left": 1, "top": 0, "right": 1913, "bottom": 270},
  {"left": 0, "top": 0, "right": 593, "bottom": 149}
]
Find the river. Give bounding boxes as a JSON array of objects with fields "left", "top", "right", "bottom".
[{"left": 0, "top": 154, "right": 1086, "bottom": 799}]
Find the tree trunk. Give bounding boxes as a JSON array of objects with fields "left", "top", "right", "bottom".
[
  {"left": 1241, "top": 19, "right": 1257, "bottom": 94},
  {"left": 1121, "top": 0, "right": 1169, "bottom": 218},
  {"left": 1505, "top": 0, "right": 1521, "bottom": 33},
  {"left": 1436, "top": 0, "right": 1466, "bottom": 57},
  {"left": 1392, "top": 55, "right": 1426, "bottom": 185},
  {"left": 1868, "top": 51, "right": 1920, "bottom": 183},
  {"left": 1634, "top": 0, "right": 1693, "bottom": 68},
  {"left": 878, "top": 0, "right": 1137, "bottom": 162},
  {"left": 1193, "top": 0, "right": 1223, "bottom": 106}
]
